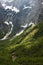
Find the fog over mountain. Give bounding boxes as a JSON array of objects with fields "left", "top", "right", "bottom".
[{"left": 0, "top": 0, "right": 43, "bottom": 40}]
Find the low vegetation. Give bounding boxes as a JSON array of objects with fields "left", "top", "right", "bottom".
[{"left": 0, "top": 22, "right": 43, "bottom": 65}]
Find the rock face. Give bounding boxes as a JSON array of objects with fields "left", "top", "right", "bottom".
[
  {"left": 38, "top": 0, "right": 43, "bottom": 22},
  {"left": 38, "top": 8, "right": 43, "bottom": 22},
  {"left": 0, "top": 0, "right": 43, "bottom": 39},
  {"left": 38, "top": 3, "right": 43, "bottom": 22}
]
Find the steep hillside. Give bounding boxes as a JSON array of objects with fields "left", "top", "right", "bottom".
[{"left": 0, "top": 22, "right": 43, "bottom": 65}]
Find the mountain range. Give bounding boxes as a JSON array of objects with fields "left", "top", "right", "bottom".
[{"left": 0, "top": 0, "right": 43, "bottom": 40}]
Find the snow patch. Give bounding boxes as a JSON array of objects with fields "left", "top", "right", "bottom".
[
  {"left": 23, "top": 5, "right": 32, "bottom": 10},
  {"left": 21, "top": 22, "right": 34, "bottom": 29},
  {"left": 12, "top": 7, "right": 19, "bottom": 13},
  {"left": 1, "top": 21, "right": 13, "bottom": 40},
  {"left": 16, "top": 30, "right": 24, "bottom": 36},
  {"left": 5, "top": 6, "right": 12, "bottom": 10},
  {"left": 4, "top": 21, "right": 9, "bottom": 25},
  {"left": 21, "top": 24, "right": 28, "bottom": 28},
  {"left": 29, "top": 22, "right": 35, "bottom": 26},
  {"left": 2, "top": 4, "right": 20, "bottom": 13}
]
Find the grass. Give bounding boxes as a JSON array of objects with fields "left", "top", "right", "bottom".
[{"left": 0, "top": 22, "right": 43, "bottom": 65}]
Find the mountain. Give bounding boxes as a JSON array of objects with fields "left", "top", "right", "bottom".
[
  {"left": 0, "top": 22, "right": 43, "bottom": 65},
  {"left": 0, "top": 0, "right": 42, "bottom": 39},
  {"left": 0, "top": 0, "right": 43, "bottom": 65},
  {"left": 0, "top": 0, "right": 42, "bottom": 40}
]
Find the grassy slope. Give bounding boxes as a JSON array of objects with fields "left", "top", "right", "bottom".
[{"left": 0, "top": 22, "right": 43, "bottom": 65}]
